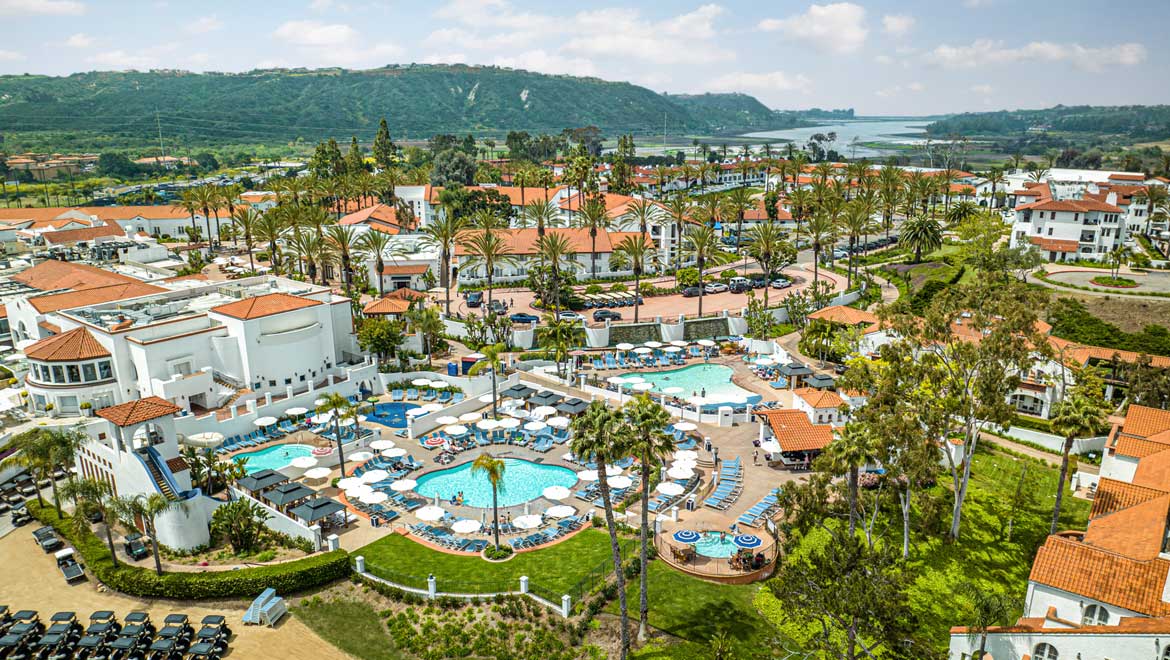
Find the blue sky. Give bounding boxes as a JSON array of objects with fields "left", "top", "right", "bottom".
[{"left": 0, "top": 0, "right": 1165, "bottom": 115}]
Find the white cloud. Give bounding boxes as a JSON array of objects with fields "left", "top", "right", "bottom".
[
  {"left": 962, "top": 0, "right": 993, "bottom": 7},
  {"left": 565, "top": 5, "right": 732, "bottom": 65},
  {"left": 493, "top": 49, "right": 597, "bottom": 77},
  {"left": 88, "top": 49, "right": 156, "bottom": 70},
  {"left": 709, "top": 70, "right": 811, "bottom": 95},
  {"left": 970, "top": 83, "right": 994, "bottom": 95},
  {"left": 186, "top": 14, "right": 223, "bottom": 34},
  {"left": 760, "top": 3, "right": 868, "bottom": 55},
  {"left": 420, "top": 52, "right": 468, "bottom": 64},
  {"left": 272, "top": 20, "right": 401, "bottom": 67},
  {"left": 0, "top": 0, "right": 84, "bottom": 15},
  {"left": 64, "top": 32, "right": 92, "bottom": 47},
  {"left": 273, "top": 20, "right": 358, "bottom": 47},
  {"left": 0, "top": 49, "right": 26, "bottom": 61},
  {"left": 186, "top": 52, "right": 211, "bottom": 67},
  {"left": 930, "top": 39, "right": 1146, "bottom": 71},
  {"left": 309, "top": 0, "right": 331, "bottom": 10},
  {"left": 876, "top": 81, "right": 925, "bottom": 97},
  {"left": 881, "top": 14, "right": 914, "bottom": 37}
]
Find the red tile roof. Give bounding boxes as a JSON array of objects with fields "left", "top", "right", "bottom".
[
  {"left": 792, "top": 387, "right": 845, "bottom": 409},
  {"left": 1090, "top": 478, "right": 1169, "bottom": 519},
  {"left": 1028, "top": 237, "right": 1080, "bottom": 253},
  {"left": 757, "top": 409, "right": 835, "bottom": 452},
  {"left": 40, "top": 222, "right": 125, "bottom": 245},
  {"left": 379, "top": 264, "right": 428, "bottom": 275},
  {"left": 28, "top": 281, "right": 166, "bottom": 314},
  {"left": 385, "top": 288, "right": 428, "bottom": 301},
  {"left": 1029, "top": 535, "right": 1170, "bottom": 616},
  {"left": 338, "top": 204, "right": 402, "bottom": 231},
  {"left": 807, "top": 305, "right": 878, "bottom": 326},
  {"left": 210, "top": 293, "right": 322, "bottom": 320},
  {"left": 24, "top": 327, "right": 110, "bottom": 362},
  {"left": 363, "top": 297, "right": 411, "bottom": 315},
  {"left": 455, "top": 227, "right": 615, "bottom": 257},
  {"left": 1018, "top": 198, "right": 1123, "bottom": 213},
  {"left": 12, "top": 259, "right": 140, "bottom": 292},
  {"left": 96, "top": 396, "right": 181, "bottom": 427}
]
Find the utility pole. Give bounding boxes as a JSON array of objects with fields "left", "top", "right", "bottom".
[{"left": 156, "top": 110, "right": 166, "bottom": 160}]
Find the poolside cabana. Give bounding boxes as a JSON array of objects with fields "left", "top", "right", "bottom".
[
  {"left": 501, "top": 384, "right": 537, "bottom": 400},
  {"left": 777, "top": 362, "right": 814, "bottom": 389},
  {"left": 531, "top": 390, "right": 564, "bottom": 406},
  {"left": 236, "top": 469, "right": 288, "bottom": 495},
  {"left": 288, "top": 497, "right": 347, "bottom": 525},
  {"left": 262, "top": 482, "right": 315, "bottom": 512},
  {"left": 803, "top": 374, "right": 836, "bottom": 390},
  {"left": 556, "top": 398, "right": 589, "bottom": 415}
]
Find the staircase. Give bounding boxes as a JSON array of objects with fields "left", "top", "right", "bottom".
[{"left": 137, "top": 449, "right": 177, "bottom": 500}]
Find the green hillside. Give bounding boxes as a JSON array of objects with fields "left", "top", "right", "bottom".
[
  {"left": 926, "top": 104, "right": 1170, "bottom": 139},
  {"left": 0, "top": 65, "right": 792, "bottom": 151}
]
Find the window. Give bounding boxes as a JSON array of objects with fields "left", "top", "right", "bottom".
[
  {"left": 67, "top": 364, "right": 81, "bottom": 383},
  {"left": 1047, "top": 228, "right": 1054, "bottom": 236},
  {"left": 268, "top": 379, "right": 276, "bottom": 387},
  {"left": 1082, "top": 604, "right": 1109, "bottom": 625},
  {"left": 1033, "top": 643, "right": 1058, "bottom": 660},
  {"left": 1162, "top": 646, "right": 1170, "bottom": 660},
  {"left": 82, "top": 363, "right": 97, "bottom": 382},
  {"left": 52, "top": 365, "right": 65, "bottom": 383}
]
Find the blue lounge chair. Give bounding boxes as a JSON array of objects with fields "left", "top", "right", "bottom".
[
  {"left": 391, "top": 389, "right": 404, "bottom": 401},
  {"left": 406, "top": 388, "right": 418, "bottom": 400},
  {"left": 422, "top": 389, "right": 437, "bottom": 401},
  {"left": 438, "top": 390, "right": 452, "bottom": 403},
  {"left": 452, "top": 392, "right": 465, "bottom": 403}
]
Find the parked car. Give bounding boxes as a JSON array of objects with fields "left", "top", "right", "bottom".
[
  {"left": 33, "top": 526, "right": 63, "bottom": 553},
  {"left": 681, "top": 287, "right": 702, "bottom": 298},
  {"left": 704, "top": 282, "right": 729, "bottom": 294},
  {"left": 593, "top": 309, "right": 622, "bottom": 322},
  {"left": 56, "top": 549, "right": 85, "bottom": 583},
  {"left": 123, "top": 532, "right": 150, "bottom": 561},
  {"left": 728, "top": 276, "right": 751, "bottom": 293},
  {"left": 466, "top": 291, "right": 483, "bottom": 308},
  {"left": 509, "top": 312, "right": 540, "bottom": 324},
  {"left": 488, "top": 300, "right": 507, "bottom": 316},
  {"left": 556, "top": 311, "right": 584, "bottom": 322},
  {"left": 749, "top": 276, "right": 767, "bottom": 289},
  {"left": 9, "top": 506, "right": 31, "bottom": 527},
  {"left": 770, "top": 278, "right": 792, "bottom": 289}
]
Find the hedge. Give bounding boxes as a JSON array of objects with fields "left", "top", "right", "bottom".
[{"left": 28, "top": 502, "right": 350, "bottom": 600}]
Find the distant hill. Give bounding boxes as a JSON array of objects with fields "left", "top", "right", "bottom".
[
  {"left": 926, "top": 105, "right": 1170, "bottom": 139},
  {"left": 0, "top": 65, "right": 798, "bottom": 150}
]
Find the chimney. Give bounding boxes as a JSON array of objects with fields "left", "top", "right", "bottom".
[{"left": 1107, "top": 192, "right": 1118, "bottom": 207}]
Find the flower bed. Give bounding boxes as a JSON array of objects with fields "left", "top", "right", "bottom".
[{"left": 1089, "top": 275, "right": 1140, "bottom": 288}]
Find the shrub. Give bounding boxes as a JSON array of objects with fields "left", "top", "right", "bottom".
[
  {"left": 483, "top": 545, "right": 513, "bottom": 560},
  {"left": 676, "top": 267, "right": 700, "bottom": 287},
  {"left": 609, "top": 283, "right": 628, "bottom": 293},
  {"left": 80, "top": 402, "right": 92, "bottom": 410},
  {"left": 28, "top": 502, "right": 349, "bottom": 599},
  {"left": 584, "top": 284, "right": 603, "bottom": 295},
  {"left": 720, "top": 269, "right": 738, "bottom": 281}
]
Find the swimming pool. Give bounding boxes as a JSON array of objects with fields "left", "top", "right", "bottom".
[
  {"left": 414, "top": 458, "right": 579, "bottom": 508},
  {"left": 365, "top": 402, "right": 420, "bottom": 428},
  {"left": 693, "top": 531, "right": 739, "bottom": 558},
  {"left": 236, "top": 444, "right": 313, "bottom": 474},
  {"left": 624, "top": 364, "right": 761, "bottom": 408}
]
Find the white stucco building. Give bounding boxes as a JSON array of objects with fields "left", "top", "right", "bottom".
[{"left": 1009, "top": 197, "right": 1128, "bottom": 262}]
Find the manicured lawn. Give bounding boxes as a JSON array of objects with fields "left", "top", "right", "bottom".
[
  {"left": 292, "top": 598, "right": 406, "bottom": 660},
  {"left": 357, "top": 529, "right": 633, "bottom": 603}
]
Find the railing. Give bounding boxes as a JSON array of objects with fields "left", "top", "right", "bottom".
[{"left": 653, "top": 532, "right": 777, "bottom": 581}]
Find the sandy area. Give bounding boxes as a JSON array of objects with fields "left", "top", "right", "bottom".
[{"left": 0, "top": 529, "right": 351, "bottom": 660}]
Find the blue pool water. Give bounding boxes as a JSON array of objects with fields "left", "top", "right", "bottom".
[
  {"left": 365, "top": 402, "right": 420, "bottom": 428},
  {"left": 693, "top": 531, "right": 739, "bottom": 558},
  {"left": 236, "top": 444, "right": 313, "bottom": 474},
  {"left": 415, "top": 458, "right": 578, "bottom": 508},
  {"left": 624, "top": 364, "right": 761, "bottom": 408}
]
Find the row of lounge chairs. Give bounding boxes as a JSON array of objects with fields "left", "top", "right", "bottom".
[
  {"left": 215, "top": 427, "right": 288, "bottom": 454},
  {"left": 390, "top": 388, "right": 463, "bottom": 404},
  {"left": 704, "top": 457, "right": 743, "bottom": 510},
  {"left": 575, "top": 484, "right": 631, "bottom": 507},
  {"left": 737, "top": 489, "right": 781, "bottom": 527},
  {"left": 412, "top": 524, "right": 490, "bottom": 553},
  {"left": 508, "top": 517, "right": 586, "bottom": 550},
  {"left": 646, "top": 476, "right": 699, "bottom": 513}
]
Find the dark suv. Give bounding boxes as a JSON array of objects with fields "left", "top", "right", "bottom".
[
  {"left": 593, "top": 309, "right": 622, "bottom": 322},
  {"left": 681, "top": 286, "right": 702, "bottom": 298},
  {"left": 466, "top": 291, "right": 483, "bottom": 308}
]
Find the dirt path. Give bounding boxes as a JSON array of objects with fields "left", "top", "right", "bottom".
[{"left": 0, "top": 531, "right": 352, "bottom": 660}]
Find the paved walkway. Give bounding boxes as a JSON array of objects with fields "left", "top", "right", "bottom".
[{"left": 1028, "top": 264, "right": 1170, "bottom": 300}]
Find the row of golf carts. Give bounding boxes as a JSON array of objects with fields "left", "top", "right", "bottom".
[{"left": 0, "top": 609, "right": 232, "bottom": 660}]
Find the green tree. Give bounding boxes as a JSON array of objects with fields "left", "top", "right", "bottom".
[
  {"left": 355, "top": 229, "right": 405, "bottom": 297},
  {"left": 900, "top": 215, "right": 943, "bottom": 262},
  {"left": 609, "top": 235, "right": 656, "bottom": 322},
  {"left": 1048, "top": 373, "right": 1109, "bottom": 535},
  {"left": 420, "top": 209, "right": 468, "bottom": 315},
  {"left": 459, "top": 220, "right": 519, "bottom": 313},
  {"left": 211, "top": 498, "right": 271, "bottom": 554},
  {"left": 111, "top": 493, "right": 181, "bottom": 576},
  {"left": 574, "top": 197, "right": 613, "bottom": 278},
  {"left": 471, "top": 453, "right": 506, "bottom": 551},
  {"left": 746, "top": 221, "right": 795, "bottom": 307},
  {"left": 430, "top": 149, "right": 476, "bottom": 186},
  {"left": 822, "top": 423, "right": 878, "bottom": 536},
  {"left": 681, "top": 223, "right": 735, "bottom": 317},
  {"left": 230, "top": 206, "right": 262, "bottom": 272},
  {"left": 60, "top": 477, "right": 120, "bottom": 567},
  {"left": 408, "top": 306, "right": 445, "bottom": 367},
  {"left": 372, "top": 118, "right": 397, "bottom": 170},
  {"left": 357, "top": 316, "right": 404, "bottom": 364},
  {"left": 961, "top": 583, "right": 1018, "bottom": 660},
  {"left": 317, "top": 392, "right": 356, "bottom": 479},
  {"left": 801, "top": 211, "right": 838, "bottom": 285},
  {"left": 538, "top": 315, "right": 582, "bottom": 380}
]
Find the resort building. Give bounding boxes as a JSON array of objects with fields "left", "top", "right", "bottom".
[
  {"left": 791, "top": 387, "right": 848, "bottom": 425},
  {"left": 1008, "top": 197, "right": 1128, "bottom": 262},
  {"left": 755, "top": 407, "right": 835, "bottom": 469},
  {"left": 0, "top": 205, "right": 221, "bottom": 241},
  {"left": 452, "top": 228, "right": 651, "bottom": 285}
]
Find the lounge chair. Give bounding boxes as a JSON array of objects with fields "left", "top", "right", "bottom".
[
  {"left": 438, "top": 391, "right": 452, "bottom": 403},
  {"left": 421, "top": 389, "right": 437, "bottom": 401},
  {"left": 451, "top": 392, "right": 465, "bottom": 403},
  {"left": 406, "top": 388, "right": 418, "bottom": 400},
  {"left": 391, "top": 389, "right": 404, "bottom": 401}
]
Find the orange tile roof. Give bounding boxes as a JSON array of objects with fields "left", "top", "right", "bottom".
[
  {"left": 41, "top": 222, "right": 125, "bottom": 245},
  {"left": 210, "top": 293, "right": 322, "bottom": 320},
  {"left": 12, "top": 259, "right": 140, "bottom": 292},
  {"left": 954, "top": 614, "right": 1170, "bottom": 635},
  {"left": 385, "top": 288, "right": 428, "bottom": 301},
  {"left": 1132, "top": 450, "right": 1170, "bottom": 492},
  {"left": 338, "top": 204, "right": 402, "bottom": 228},
  {"left": 1090, "top": 478, "right": 1169, "bottom": 519},
  {"left": 792, "top": 387, "right": 845, "bottom": 409},
  {"left": 427, "top": 186, "right": 564, "bottom": 207},
  {"left": 742, "top": 199, "right": 792, "bottom": 221},
  {"left": 608, "top": 231, "right": 654, "bottom": 248},
  {"left": 379, "top": 264, "right": 428, "bottom": 275},
  {"left": 1082, "top": 493, "right": 1170, "bottom": 560},
  {"left": 807, "top": 305, "right": 878, "bottom": 326},
  {"left": 1030, "top": 535, "right": 1170, "bottom": 616},
  {"left": 757, "top": 409, "right": 835, "bottom": 452},
  {"left": 1123, "top": 405, "right": 1170, "bottom": 438},
  {"left": 454, "top": 227, "right": 613, "bottom": 257},
  {"left": 24, "top": 326, "right": 110, "bottom": 362},
  {"left": 28, "top": 281, "right": 166, "bottom": 314},
  {"left": 1028, "top": 236, "right": 1079, "bottom": 253},
  {"left": 1109, "top": 173, "right": 1146, "bottom": 181},
  {"left": 362, "top": 297, "right": 411, "bottom": 315},
  {"left": 1049, "top": 337, "right": 1170, "bottom": 370},
  {"left": 1018, "top": 198, "right": 1123, "bottom": 213},
  {"left": 96, "top": 396, "right": 181, "bottom": 427}
]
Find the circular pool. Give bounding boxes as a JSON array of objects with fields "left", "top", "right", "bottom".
[
  {"left": 365, "top": 402, "right": 420, "bottom": 428},
  {"left": 693, "top": 531, "right": 739, "bottom": 558},
  {"left": 415, "top": 458, "right": 578, "bottom": 508},
  {"left": 235, "top": 444, "right": 314, "bottom": 474}
]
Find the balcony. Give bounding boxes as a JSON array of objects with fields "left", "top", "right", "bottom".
[{"left": 152, "top": 368, "right": 212, "bottom": 400}]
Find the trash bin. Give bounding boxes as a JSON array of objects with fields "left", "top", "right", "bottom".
[{"left": 447, "top": 362, "right": 458, "bottom": 377}]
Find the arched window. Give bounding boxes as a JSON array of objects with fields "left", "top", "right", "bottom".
[
  {"left": 1033, "top": 643, "right": 1058, "bottom": 660},
  {"left": 1162, "top": 646, "right": 1170, "bottom": 660},
  {"left": 1082, "top": 604, "right": 1109, "bottom": 625}
]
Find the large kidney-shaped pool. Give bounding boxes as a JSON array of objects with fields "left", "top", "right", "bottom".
[
  {"left": 236, "top": 444, "right": 314, "bottom": 474},
  {"left": 624, "top": 364, "right": 761, "bottom": 409},
  {"left": 415, "top": 458, "right": 578, "bottom": 508}
]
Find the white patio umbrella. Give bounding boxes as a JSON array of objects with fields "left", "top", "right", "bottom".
[
  {"left": 336, "top": 477, "right": 364, "bottom": 490},
  {"left": 608, "top": 475, "right": 633, "bottom": 489},
  {"left": 672, "top": 459, "right": 697, "bottom": 470},
  {"left": 631, "top": 382, "right": 655, "bottom": 392},
  {"left": 615, "top": 343, "right": 635, "bottom": 350},
  {"left": 390, "top": 479, "right": 417, "bottom": 491},
  {"left": 444, "top": 425, "right": 469, "bottom": 436},
  {"left": 688, "top": 396, "right": 708, "bottom": 407},
  {"left": 546, "top": 416, "right": 571, "bottom": 428},
  {"left": 303, "top": 467, "right": 332, "bottom": 481},
  {"left": 382, "top": 447, "right": 407, "bottom": 458},
  {"left": 345, "top": 484, "right": 373, "bottom": 498},
  {"left": 253, "top": 416, "right": 278, "bottom": 427},
  {"left": 416, "top": 505, "right": 446, "bottom": 522},
  {"left": 663, "top": 386, "right": 685, "bottom": 395},
  {"left": 360, "top": 491, "right": 388, "bottom": 505},
  {"left": 406, "top": 408, "right": 429, "bottom": 418},
  {"left": 435, "top": 415, "right": 459, "bottom": 425},
  {"left": 427, "top": 380, "right": 448, "bottom": 389},
  {"left": 644, "top": 341, "right": 663, "bottom": 348},
  {"left": 507, "top": 408, "right": 529, "bottom": 419},
  {"left": 542, "top": 485, "right": 571, "bottom": 500},
  {"left": 673, "top": 422, "right": 697, "bottom": 432},
  {"left": 633, "top": 347, "right": 652, "bottom": 354},
  {"left": 459, "top": 412, "right": 482, "bottom": 422},
  {"left": 656, "top": 482, "right": 685, "bottom": 496},
  {"left": 755, "top": 357, "right": 775, "bottom": 367},
  {"left": 370, "top": 439, "right": 396, "bottom": 451},
  {"left": 285, "top": 406, "right": 308, "bottom": 416},
  {"left": 697, "top": 339, "right": 716, "bottom": 347},
  {"left": 513, "top": 514, "right": 542, "bottom": 529},
  {"left": 670, "top": 340, "right": 689, "bottom": 347},
  {"left": 476, "top": 419, "right": 500, "bottom": 431},
  {"left": 308, "top": 411, "right": 333, "bottom": 425},
  {"left": 673, "top": 449, "right": 698, "bottom": 461},
  {"left": 291, "top": 456, "right": 318, "bottom": 469},
  {"left": 523, "top": 420, "right": 547, "bottom": 432},
  {"left": 531, "top": 406, "right": 557, "bottom": 417},
  {"left": 451, "top": 519, "right": 482, "bottom": 534},
  {"left": 604, "top": 465, "right": 623, "bottom": 477},
  {"left": 546, "top": 504, "right": 575, "bottom": 518},
  {"left": 667, "top": 465, "right": 694, "bottom": 479},
  {"left": 421, "top": 403, "right": 444, "bottom": 413},
  {"left": 412, "top": 378, "right": 432, "bottom": 387},
  {"left": 606, "top": 376, "right": 629, "bottom": 385},
  {"left": 576, "top": 469, "right": 598, "bottom": 482},
  {"left": 662, "top": 346, "right": 682, "bottom": 353},
  {"left": 360, "top": 469, "right": 390, "bottom": 483},
  {"left": 624, "top": 376, "right": 645, "bottom": 383},
  {"left": 497, "top": 418, "right": 521, "bottom": 429},
  {"left": 348, "top": 451, "right": 374, "bottom": 462}
]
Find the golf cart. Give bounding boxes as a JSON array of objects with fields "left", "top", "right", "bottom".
[
  {"left": 185, "top": 642, "right": 224, "bottom": 660},
  {"left": 145, "top": 639, "right": 181, "bottom": 660},
  {"left": 8, "top": 506, "right": 30, "bottom": 528},
  {"left": 121, "top": 614, "right": 154, "bottom": 639},
  {"left": 0, "top": 607, "right": 10, "bottom": 635},
  {"left": 7, "top": 613, "right": 43, "bottom": 639},
  {"left": 105, "top": 635, "right": 144, "bottom": 660},
  {"left": 54, "top": 549, "right": 85, "bottom": 583},
  {"left": 85, "top": 613, "right": 120, "bottom": 641},
  {"left": 73, "top": 634, "right": 111, "bottom": 660},
  {"left": 31, "top": 631, "right": 74, "bottom": 660},
  {"left": 0, "top": 633, "right": 31, "bottom": 660},
  {"left": 122, "top": 533, "right": 149, "bottom": 561},
  {"left": 31, "top": 527, "right": 62, "bottom": 553}
]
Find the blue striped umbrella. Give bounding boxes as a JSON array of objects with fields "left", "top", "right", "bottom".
[
  {"left": 672, "top": 529, "right": 701, "bottom": 544},
  {"left": 733, "top": 534, "right": 763, "bottom": 549}
]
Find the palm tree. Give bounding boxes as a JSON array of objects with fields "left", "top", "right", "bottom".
[
  {"left": 839, "top": 201, "right": 875, "bottom": 288},
  {"left": 574, "top": 197, "right": 613, "bottom": 278},
  {"left": 984, "top": 168, "right": 1005, "bottom": 209},
  {"left": 746, "top": 221, "right": 790, "bottom": 307},
  {"left": 193, "top": 185, "right": 219, "bottom": 250},
  {"left": 477, "top": 343, "right": 506, "bottom": 418},
  {"left": 569, "top": 402, "right": 632, "bottom": 659},
  {"left": 801, "top": 211, "right": 837, "bottom": 285},
  {"left": 522, "top": 199, "right": 558, "bottom": 238},
  {"left": 1049, "top": 389, "right": 1107, "bottom": 535},
  {"left": 326, "top": 224, "right": 360, "bottom": 295},
  {"left": 111, "top": 493, "right": 180, "bottom": 576},
  {"left": 174, "top": 190, "right": 203, "bottom": 247},
  {"left": 787, "top": 187, "right": 814, "bottom": 235},
  {"left": 458, "top": 226, "right": 518, "bottom": 313},
  {"left": 316, "top": 392, "right": 356, "bottom": 478},
  {"left": 877, "top": 168, "right": 904, "bottom": 239},
  {"left": 1107, "top": 245, "right": 1131, "bottom": 279},
  {"left": 825, "top": 423, "right": 877, "bottom": 536},
  {"left": 535, "top": 232, "right": 577, "bottom": 311},
  {"left": 621, "top": 395, "right": 673, "bottom": 642},
  {"left": 681, "top": 223, "right": 733, "bottom": 317},
  {"left": 946, "top": 200, "right": 980, "bottom": 227},
  {"left": 722, "top": 187, "right": 755, "bottom": 269},
  {"left": 61, "top": 477, "right": 120, "bottom": 566},
  {"left": 355, "top": 229, "right": 397, "bottom": 297},
  {"left": 962, "top": 583, "right": 1017, "bottom": 660},
  {"left": 409, "top": 306, "right": 445, "bottom": 367},
  {"left": 253, "top": 210, "right": 289, "bottom": 276},
  {"left": 470, "top": 453, "right": 506, "bottom": 551},
  {"left": 662, "top": 193, "right": 692, "bottom": 269},
  {"left": 5, "top": 428, "right": 53, "bottom": 508},
  {"left": 420, "top": 210, "right": 468, "bottom": 315},
  {"left": 537, "top": 315, "right": 581, "bottom": 380},
  {"left": 901, "top": 215, "right": 943, "bottom": 262},
  {"left": 622, "top": 197, "right": 662, "bottom": 247},
  {"left": 1135, "top": 186, "right": 1169, "bottom": 236},
  {"left": 230, "top": 207, "right": 262, "bottom": 272},
  {"left": 609, "top": 235, "right": 654, "bottom": 322}
]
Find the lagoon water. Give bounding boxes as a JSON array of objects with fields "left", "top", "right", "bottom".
[{"left": 744, "top": 118, "right": 931, "bottom": 157}]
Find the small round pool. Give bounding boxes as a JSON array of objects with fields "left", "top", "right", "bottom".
[
  {"left": 236, "top": 444, "right": 313, "bottom": 474},
  {"left": 415, "top": 458, "right": 578, "bottom": 508},
  {"left": 693, "top": 531, "right": 739, "bottom": 558},
  {"left": 365, "top": 402, "right": 420, "bottom": 429}
]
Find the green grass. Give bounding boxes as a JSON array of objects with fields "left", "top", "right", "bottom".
[
  {"left": 357, "top": 529, "right": 632, "bottom": 602},
  {"left": 292, "top": 597, "right": 406, "bottom": 660}
]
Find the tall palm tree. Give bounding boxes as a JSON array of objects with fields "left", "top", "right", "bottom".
[
  {"left": 622, "top": 197, "right": 663, "bottom": 247},
  {"left": 174, "top": 190, "right": 203, "bottom": 247},
  {"left": 5, "top": 428, "right": 53, "bottom": 508},
  {"left": 825, "top": 423, "right": 877, "bottom": 536},
  {"left": 230, "top": 207, "right": 262, "bottom": 272},
  {"left": 574, "top": 197, "right": 613, "bottom": 278},
  {"left": 787, "top": 187, "right": 814, "bottom": 235},
  {"left": 840, "top": 201, "right": 873, "bottom": 288},
  {"left": 984, "top": 168, "right": 1005, "bottom": 209},
  {"left": 801, "top": 211, "right": 837, "bottom": 284},
  {"left": 681, "top": 224, "right": 734, "bottom": 317},
  {"left": 1135, "top": 186, "right": 1169, "bottom": 236},
  {"left": 326, "top": 224, "right": 361, "bottom": 295},
  {"left": 569, "top": 402, "right": 632, "bottom": 660},
  {"left": 459, "top": 226, "right": 518, "bottom": 313},
  {"left": 1049, "top": 389, "right": 1107, "bottom": 535},
  {"left": 477, "top": 343, "right": 506, "bottom": 418},
  {"left": 111, "top": 493, "right": 180, "bottom": 576},
  {"left": 316, "top": 392, "right": 356, "bottom": 478},
  {"left": 409, "top": 306, "right": 445, "bottom": 367},
  {"left": 901, "top": 215, "right": 943, "bottom": 262},
  {"left": 420, "top": 210, "right": 468, "bottom": 315},
  {"left": 662, "top": 193, "right": 692, "bottom": 269},
  {"left": 522, "top": 199, "right": 558, "bottom": 238},
  {"left": 471, "top": 453, "right": 506, "bottom": 551},
  {"left": 61, "top": 477, "right": 119, "bottom": 567},
  {"left": 877, "top": 167, "right": 904, "bottom": 239},
  {"left": 745, "top": 220, "right": 790, "bottom": 307},
  {"left": 535, "top": 232, "right": 577, "bottom": 311},
  {"left": 722, "top": 187, "right": 755, "bottom": 268},
  {"left": 193, "top": 185, "right": 219, "bottom": 250},
  {"left": 355, "top": 229, "right": 394, "bottom": 297},
  {"left": 538, "top": 315, "right": 581, "bottom": 380},
  {"left": 621, "top": 395, "right": 674, "bottom": 642},
  {"left": 609, "top": 235, "right": 654, "bottom": 322},
  {"left": 253, "top": 209, "right": 289, "bottom": 276}
]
